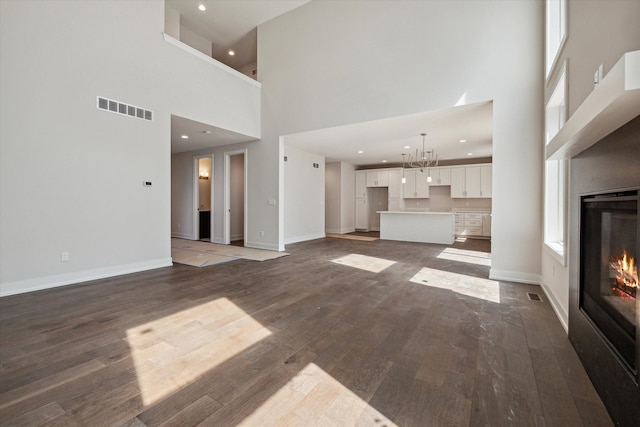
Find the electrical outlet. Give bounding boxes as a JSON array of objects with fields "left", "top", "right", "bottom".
[
  {"left": 61, "top": 252, "right": 69, "bottom": 262},
  {"left": 259, "top": 231, "right": 264, "bottom": 237}
]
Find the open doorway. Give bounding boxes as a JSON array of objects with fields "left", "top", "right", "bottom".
[
  {"left": 194, "top": 154, "right": 213, "bottom": 241},
  {"left": 224, "top": 150, "right": 247, "bottom": 246}
]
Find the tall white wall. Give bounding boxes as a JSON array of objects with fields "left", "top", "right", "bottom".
[
  {"left": 283, "top": 145, "right": 325, "bottom": 244},
  {"left": 0, "top": 0, "right": 260, "bottom": 295},
  {"left": 340, "top": 162, "right": 356, "bottom": 234},
  {"left": 261, "top": 1, "right": 543, "bottom": 281},
  {"left": 180, "top": 23, "right": 212, "bottom": 57},
  {"left": 540, "top": 0, "right": 640, "bottom": 329},
  {"left": 325, "top": 163, "right": 342, "bottom": 234}
]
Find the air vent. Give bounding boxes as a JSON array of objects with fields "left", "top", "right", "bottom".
[
  {"left": 527, "top": 292, "right": 542, "bottom": 302},
  {"left": 97, "top": 96, "right": 153, "bottom": 121}
]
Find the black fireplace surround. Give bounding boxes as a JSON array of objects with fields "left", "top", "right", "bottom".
[{"left": 569, "top": 115, "right": 640, "bottom": 426}]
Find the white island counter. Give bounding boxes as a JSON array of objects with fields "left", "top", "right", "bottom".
[{"left": 378, "top": 211, "right": 455, "bottom": 245}]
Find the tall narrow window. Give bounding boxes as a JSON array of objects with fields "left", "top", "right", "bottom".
[
  {"left": 546, "top": 0, "right": 567, "bottom": 79},
  {"left": 544, "top": 63, "right": 567, "bottom": 262}
]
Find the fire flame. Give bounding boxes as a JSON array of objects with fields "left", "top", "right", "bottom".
[{"left": 610, "top": 250, "right": 638, "bottom": 289}]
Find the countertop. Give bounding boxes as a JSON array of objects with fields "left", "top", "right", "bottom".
[{"left": 377, "top": 211, "right": 454, "bottom": 215}]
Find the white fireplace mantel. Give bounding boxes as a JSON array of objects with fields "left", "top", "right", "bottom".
[{"left": 546, "top": 50, "right": 640, "bottom": 160}]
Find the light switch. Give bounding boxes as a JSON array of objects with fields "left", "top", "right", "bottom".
[{"left": 268, "top": 199, "right": 276, "bottom": 206}]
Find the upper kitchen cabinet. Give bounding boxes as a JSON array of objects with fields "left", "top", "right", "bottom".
[
  {"left": 355, "top": 171, "right": 367, "bottom": 198},
  {"left": 451, "top": 164, "right": 492, "bottom": 198},
  {"left": 403, "top": 169, "right": 430, "bottom": 198},
  {"left": 387, "top": 169, "right": 403, "bottom": 198},
  {"left": 480, "top": 165, "right": 492, "bottom": 197},
  {"left": 428, "top": 167, "right": 451, "bottom": 186},
  {"left": 366, "top": 170, "right": 389, "bottom": 187}
]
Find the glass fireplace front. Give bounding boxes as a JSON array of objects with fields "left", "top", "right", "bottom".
[{"left": 580, "top": 190, "right": 638, "bottom": 373}]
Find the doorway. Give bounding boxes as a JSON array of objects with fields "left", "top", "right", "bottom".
[
  {"left": 224, "top": 150, "right": 247, "bottom": 246},
  {"left": 194, "top": 155, "right": 213, "bottom": 241}
]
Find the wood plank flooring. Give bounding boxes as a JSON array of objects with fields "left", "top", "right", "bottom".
[{"left": 0, "top": 237, "right": 612, "bottom": 426}]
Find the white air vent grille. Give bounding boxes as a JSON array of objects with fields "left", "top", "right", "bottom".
[{"left": 97, "top": 96, "right": 153, "bottom": 121}]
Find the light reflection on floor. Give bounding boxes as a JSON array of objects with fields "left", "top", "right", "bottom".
[
  {"left": 238, "top": 363, "right": 397, "bottom": 426},
  {"left": 126, "top": 297, "right": 272, "bottom": 406},
  {"left": 410, "top": 267, "right": 500, "bottom": 303},
  {"left": 436, "top": 247, "right": 491, "bottom": 267},
  {"left": 331, "top": 253, "right": 396, "bottom": 273}
]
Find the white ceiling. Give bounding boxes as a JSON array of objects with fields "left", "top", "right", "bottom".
[
  {"left": 171, "top": 115, "right": 257, "bottom": 154},
  {"left": 284, "top": 102, "right": 493, "bottom": 166},
  {"left": 166, "top": 1, "right": 493, "bottom": 165}
]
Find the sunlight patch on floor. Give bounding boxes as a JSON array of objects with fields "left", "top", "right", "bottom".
[
  {"left": 126, "top": 297, "right": 272, "bottom": 406},
  {"left": 331, "top": 253, "right": 396, "bottom": 273},
  {"left": 436, "top": 247, "right": 491, "bottom": 267},
  {"left": 410, "top": 267, "right": 500, "bottom": 303},
  {"left": 238, "top": 363, "right": 397, "bottom": 427}
]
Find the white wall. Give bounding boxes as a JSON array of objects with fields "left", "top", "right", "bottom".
[
  {"left": 540, "top": 0, "right": 640, "bottom": 329},
  {"left": 325, "top": 162, "right": 356, "bottom": 234},
  {"left": 0, "top": 0, "right": 260, "bottom": 295},
  {"left": 283, "top": 145, "right": 325, "bottom": 244},
  {"left": 180, "top": 23, "right": 212, "bottom": 57},
  {"left": 325, "top": 163, "right": 342, "bottom": 233},
  {"left": 164, "top": 5, "right": 180, "bottom": 39},
  {"left": 261, "top": 0, "right": 543, "bottom": 281},
  {"left": 340, "top": 162, "right": 356, "bottom": 234}
]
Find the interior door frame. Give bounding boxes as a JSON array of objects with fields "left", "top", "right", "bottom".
[
  {"left": 224, "top": 149, "right": 248, "bottom": 245},
  {"left": 193, "top": 153, "right": 214, "bottom": 241}
]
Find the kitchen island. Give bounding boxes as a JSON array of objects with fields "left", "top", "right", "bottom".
[{"left": 378, "top": 211, "right": 455, "bottom": 245}]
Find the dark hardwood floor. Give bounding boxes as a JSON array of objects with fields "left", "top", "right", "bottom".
[{"left": 0, "top": 237, "right": 611, "bottom": 426}]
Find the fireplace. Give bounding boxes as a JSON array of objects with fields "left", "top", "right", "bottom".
[
  {"left": 580, "top": 190, "right": 638, "bottom": 374},
  {"left": 569, "top": 115, "right": 640, "bottom": 425}
]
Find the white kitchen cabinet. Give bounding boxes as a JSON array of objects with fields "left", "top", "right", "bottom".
[
  {"left": 428, "top": 167, "right": 451, "bottom": 186},
  {"left": 480, "top": 165, "right": 492, "bottom": 197},
  {"left": 482, "top": 213, "right": 492, "bottom": 236},
  {"left": 450, "top": 164, "right": 491, "bottom": 198},
  {"left": 366, "top": 170, "right": 389, "bottom": 187},
  {"left": 450, "top": 168, "right": 466, "bottom": 198},
  {"left": 402, "top": 169, "right": 429, "bottom": 198},
  {"left": 454, "top": 211, "right": 491, "bottom": 238},
  {"left": 355, "top": 198, "right": 369, "bottom": 230},
  {"left": 387, "top": 169, "right": 402, "bottom": 198},
  {"left": 387, "top": 168, "right": 404, "bottom": 211},
  {"left": 355, "top": 171, "right": 367, "bottom": 198}
]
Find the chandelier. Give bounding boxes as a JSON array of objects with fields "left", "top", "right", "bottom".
[{"left": 402, "top": 133, "right": 439, "bottom": 182}]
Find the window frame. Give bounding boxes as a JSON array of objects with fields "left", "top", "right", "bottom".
[
  {"left": 544, "top": 61, "right": 568, "bottom": 265},
  {"left": 545, "top": 0, "right": 567, "bottom": 82}
]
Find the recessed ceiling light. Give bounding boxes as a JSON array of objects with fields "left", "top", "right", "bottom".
[
  {"left": 202, "top": 130, "right": 211, "bottom": 134},
  {"left": 459, "top": 139, "right": 466, "bottom": 143},
  {"left": 404, "top": 145, "right": 410, "bottom": 149},
  {"left": 382, "top": 160, "right": 387, "bottom": 163},
  {"left": 181, "top": 135, "right": 189, "bottom": 139},
  {"left": 357, "top": 150, "right": 364, "bottom": 154},
  {"left": 467, "top": 152, "right": 473, "bottom": 156},
  {"left": 198, "top": 4, "right": 206, "bottom": 12},
  {"left": 228, "top": 50, "right": 235, "bottom": 56}
]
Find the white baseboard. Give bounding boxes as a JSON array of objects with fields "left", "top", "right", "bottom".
[
  {"left": 540, "top": 282, "right": 569, "bottom": 333},
  {"left": 284, "top": 233, "right": 326, "bottom": 245},
  {"left": 171, "top": 232, "right": 192, "bottom": 240},
  {"left": 325, "top": 228, "right": 356, "bottom": 235},
  {"left": 231, "top": 234, "right": 245, "bottom": 241},
  {"left": 245, "top": 240, "right": 281, "bottom": 252},
  {"left": 0, "top": 258, "right": 173, "bottom": 297},
  {"left": 489, "top": 268, "right": 541, "bottom": 285},
  {"left": 212, "top": 237, "right": 225, "bottom": 244}
]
